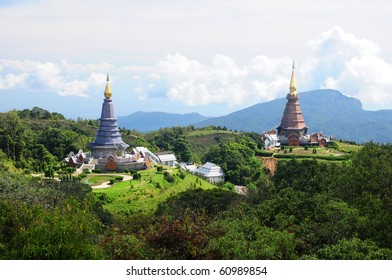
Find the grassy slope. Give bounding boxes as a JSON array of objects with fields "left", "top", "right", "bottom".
[
  {"left": 92, "top": 165, "right": 218, "bottom": 216},
  {"left": 335, "top": 141, "right": 362, "bottom": 153},
  {"left": 186, "top": 130, "right": 239, "bottom": 160},
  {"left": 262, "top": 141, "right": 360, "bottom": 157}
]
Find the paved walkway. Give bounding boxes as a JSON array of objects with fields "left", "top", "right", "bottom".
[{"left": 90, "top": 174, "right": 133, "bottom": 189}]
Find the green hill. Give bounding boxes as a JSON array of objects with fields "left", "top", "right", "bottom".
[
  {"left": 185, "top": 129, "right": 240, "bottom": 160},
  {"left": 118, "top": 111, "right": 211, "bottom": 132},
  {"left": 92, "top": 165, "right": 220, "bottom": 216}
]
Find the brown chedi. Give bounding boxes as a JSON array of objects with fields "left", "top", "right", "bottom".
[{"left": 276, "top": 63, "right": 308, "bottom": 146}]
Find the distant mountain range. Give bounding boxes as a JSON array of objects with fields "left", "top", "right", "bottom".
[
  {"left": 118, "top": 111, "right": 210, "bottom": 132},
  {"left": 118, "top": 89, "right": 392, "bottom": 143}
]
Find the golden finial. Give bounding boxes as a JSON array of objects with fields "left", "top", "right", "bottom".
[
  {"left": 104, "top": 73, "right": 112, "bottom": 99},
  {"left": 289, "top": 61, "right": 297, "bottom": 95}
]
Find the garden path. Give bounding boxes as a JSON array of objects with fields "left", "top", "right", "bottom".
[{"left": 90, "top": 174, "right": 133, "bottom": 189}]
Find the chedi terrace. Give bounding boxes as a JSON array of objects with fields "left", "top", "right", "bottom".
[
  {"left": 262, "top": 63, "right": 333, "bottom": 149},
  {"left": 65, "top": 75, "right": 152, "bottom": 172}
]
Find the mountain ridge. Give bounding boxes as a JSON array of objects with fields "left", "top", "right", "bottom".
[
  {"left": 118, "top": 111, "right": 211, "bottom": 132},
  {"left": 118, "top": 89, "right": 392, "bottom": 143}
]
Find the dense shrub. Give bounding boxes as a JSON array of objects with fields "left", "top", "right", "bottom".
[
  {"left": 115, "top": 176, "right": 124, "bottom": 182},
  {"left": 164, "top": 173, "right": 175, "bottom": 183}
]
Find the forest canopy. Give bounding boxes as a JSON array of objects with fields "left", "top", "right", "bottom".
[{"left": 0, "top": 108, "right": 391, "bottom": 259}]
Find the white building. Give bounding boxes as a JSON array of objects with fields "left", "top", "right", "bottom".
[
  {"left": 263, "top": 133, "right": 280, "bottom": 149},
  {"left": 156, "top": 152, "right": 177, "bottom": 167},
  {"left": 194, "top": 162, "right": 225, "bottom": 184},
  {"left": 180, "top": 162, "right": 198, "bottom": 173}
]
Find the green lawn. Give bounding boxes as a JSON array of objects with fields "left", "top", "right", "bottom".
[
  {"left": 335, "top": 141, "right": 362, "bottom": 153},
  {"left": 93, "top": 166, "right": 218, "bottom": 216},
  {"left": 274, "top": 145, "right": 344, "bottom": 157},
  {"left": 87, "top": 175, "right": 119, "bottom": 185}
]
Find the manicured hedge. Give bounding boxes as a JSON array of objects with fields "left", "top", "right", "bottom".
[
  {"left": 256, "top": 150, "right": 274, "bottom": 157},
  {"left": 273, "top": 153, "right": 348, "bottom": 161}
]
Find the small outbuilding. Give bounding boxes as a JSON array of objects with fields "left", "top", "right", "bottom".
[
  {"left": 156, "top": 152, "right": 177, "bottom": 167},
  {"left": 194, "top": 162, "right": 225, "bottom": 184}
]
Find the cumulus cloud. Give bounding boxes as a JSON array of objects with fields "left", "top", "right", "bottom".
[
  {"left": 133, "top": 26, "right": 392, "bottom": 110},
  {"left": 306, "top": 26, "right": 392, "bottom": 110},
  {"left": 0, "top": 59, "right": 110, "bottom": 97},
  {"left": 2, "top": 26, "right": 392, "bottom": 110},
  {"left": 137, "top": 53, "right": 292, "bottom": 106},
  {"left": 0, "top": 73, "right": 28, "bottom": 89}
]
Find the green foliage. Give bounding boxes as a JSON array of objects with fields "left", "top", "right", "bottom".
[
  {"left": 223, "top": 182, "right": 235, "bottom": 192},
  {"left": 318, "top": 238, "right": 392, "bottom": 260},
  {"left": 208, "top": 219, "right": 298, "bottom": 259},
  {"left": 173, "top": 137, "right": 192, "bottom": 162},
  {"left": 155, "top": 188, "right": 240, "bottom": 218},
  {"left": 164, "top": 172, "right": 175, "bottom": 183},
  {"left": 0, "top": 111, "right": 25, "bottom": 161},
  {"left": 115, "top": 176, "right": 124, "bottom": 181},
  {"left": 2, "top": 105, "right": 392, "bottom": 260},
  {"left": 256, "top": 150, "right": 274, "bottom": 157},
  {"left": 100, "top": 232, "right": 153, "bottom": 260},
  {"left": 13, "top": 201, "right": 103, "bottom": 259},
  {"left": 178, "top": 169, "right": 186, "bottom": 179},
  {"left": 203, "top": 140, "right": 261, "bottom": 185},
  {"left": 65, "top": 167, "right": 75, "bottom": 174},
  {"left": 18, "top": 107, "right": 65, "bottom": 120},
  {"left": 145, "top": 211, "right": 213, "bottom": 259},
  {"left": 93, "top": 167, "right": 217, "bottom": 216},
  {"left": 0, "top": 173, "right": 108, "bottom": 259},
  {"left": 0, "top": 108, "right": 96, "bottom": 172},
  {"left": 145, "top": 127, "right": 193, "bottom": 161},
  {"left": 186, "top": 129, "right": 239, "bottom": 161},
  {"left": 273, "top": 153, "right": 347, "bottom": 161},
  {"left": 132, "top": 172, "right": 141, "bottom": 180}
]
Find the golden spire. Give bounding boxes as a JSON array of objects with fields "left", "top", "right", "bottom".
[
  {"left": 289, "top": 61, "right": 297, "bottom": 95},
  {"left": 104, "top": 73, "right": 112, "bottom": 99}
]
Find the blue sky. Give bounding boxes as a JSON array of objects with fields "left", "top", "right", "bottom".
[{"left": 1, "top": 0, "right": 392, "bottom": 119}]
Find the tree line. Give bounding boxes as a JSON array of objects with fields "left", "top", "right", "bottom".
[
  {"left": 1, "top": 107, "right": 392, "bottom": 259},
  {"left": 1, "top": 142, "right": 391, "bottom": 259},
  {"left": 100, "top": 143, "right": 392, "bottom": 260}
]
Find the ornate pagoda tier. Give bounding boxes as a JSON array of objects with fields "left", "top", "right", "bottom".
[
  {"left": 88, "top": 75, "right": 129, "bottom": 158},
  {"left": 276, "top": 63, "right": 308, "bottom": 146}
]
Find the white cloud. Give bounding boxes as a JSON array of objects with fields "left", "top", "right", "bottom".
[
  {"left": 2, "top": 26, "right": 392, "bottom": 111},
  {"left": 307, "top": 26, "right": 380, "bottom": 57},
  {"left": 306, "top": 26, "right": 392, "bottom": 110},
  {"left": 138, "top": 53, "right": 292, "bottom": 107},
  {"left": 323, "top": 56, "right": 392, "bottom": 106},
  {"left": 131, "top": 26, "right": 392, "bottom": 110},
  {"left": 0, "top": 72, "right": 29, "bottom": 89},
  {"left": 0, "top": 59, "right": 110, "bottom": 97}
]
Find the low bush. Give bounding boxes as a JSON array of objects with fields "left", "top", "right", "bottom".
[
  {"left": 256, "top": 150, "right": 274, "bottom": 157},
  {"left": 115, "top": 176, "right": 124, "bottom": 181}
]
